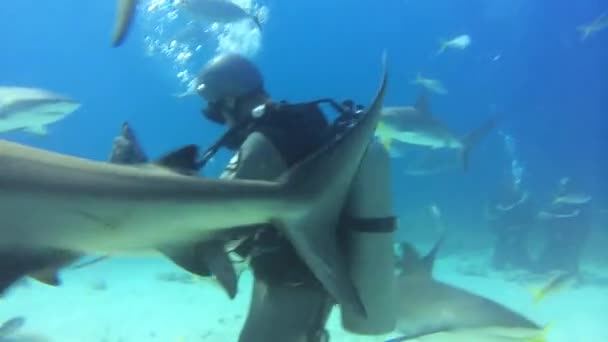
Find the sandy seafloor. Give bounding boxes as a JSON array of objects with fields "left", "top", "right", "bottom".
[{"left": 1, "top": 249, "right": 607, "bottom": 342}]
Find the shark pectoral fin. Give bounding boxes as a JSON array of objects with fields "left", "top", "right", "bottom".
[
  {"left": 0, "top": 249, "right": 80, "bottom": 294},
  {"left": 29, "top": 268, "right": 61, "bottom": 287},
  {"left": 154, "top": 144, "right": 200, "bottom": 173},
  {"left": 278, "top": 218, "right": 367, "bottom": 318},
  {"left": 24, "top": 125, "right": 48, "bottom": 135},
  {"left": 159, "top": 240, "right": 238, "bottom": 299}
]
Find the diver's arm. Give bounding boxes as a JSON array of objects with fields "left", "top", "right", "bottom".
[{"left": 220, "top": 131, "right": 287, "bottom": 181}]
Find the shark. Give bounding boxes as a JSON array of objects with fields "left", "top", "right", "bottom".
[
  {"left": 577, "top": 12, "right": 608, "bottom": 41},
  {"left": 387, "top": 237, "right": 548, "bottom": 342},
  {"left": 0, "top": 87, "right": 80, "bottom": 135},
  {"left": 436, "top": 34, "right": 471, "bottom": 55},
  {"left": 175, "top": 0, "right": 263, "bottom": 31},
  {"left": 111, "top": 0, "right": 138, "bottom": 47},
  {"left": 410, "top": 74, "right": 447, "bottom": 95},
  {"left": 0, "top": 54, "right": 389, "bottom": 317},
  {"left": 375, "top": 94, "right": 495, "bottom": 171}
]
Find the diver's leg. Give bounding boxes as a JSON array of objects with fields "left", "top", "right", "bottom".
[{"left": 238, "top": 237, "right": 333, "bottom": 342}]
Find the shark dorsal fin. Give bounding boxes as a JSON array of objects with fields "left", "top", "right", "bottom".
[
  {"left": 422, "top": 233, "right": 445, "bottom": 272},
  {"left": 399, "top": 242, "right": 430, "bottom": 276},
  {"left": 398, "top": 235, "right": 445, "bottom": 277},
  {"left": 414, "top": 93, "right": 431, "bottom": 115},
  {"left": 155, "top": 145, "right": 199, "bottom": 173}
]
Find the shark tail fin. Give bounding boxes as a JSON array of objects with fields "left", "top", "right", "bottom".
[
  {"left": 460, "top": 117, "right": 497, "bottom": 171},
  {"left": 274, "top": 56, "right": 389, "bottom": 319}
]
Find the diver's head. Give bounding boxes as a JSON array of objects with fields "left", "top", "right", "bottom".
[{"left": 196, "top": 53, "right": 268, "bottom": 127}]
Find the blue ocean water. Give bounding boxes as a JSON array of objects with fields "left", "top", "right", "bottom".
[{"left": 0, "top": 0, "right": 607, "bottom": 340}]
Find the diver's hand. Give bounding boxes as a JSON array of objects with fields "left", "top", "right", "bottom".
[{"left": 109, "top": 122, "right": 148, "bottom": 164}]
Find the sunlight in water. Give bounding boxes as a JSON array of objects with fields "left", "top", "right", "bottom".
[{"left": 140, "top": 0, "right": 269, "bottom": 96}]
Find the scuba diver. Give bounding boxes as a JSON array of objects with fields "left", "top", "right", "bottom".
[
  {"left": 535, "top": 177, "right": 593, "bottom": 275},
  {"left": 110, "top": 53, "right": 397, "bottom": 342},
  {"left": 486, "top": 180, "right": 536, "bottom": 271}
]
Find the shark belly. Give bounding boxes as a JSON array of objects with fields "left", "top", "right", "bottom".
[{"left": 0, "top": 110, "right": 69, "bottom": 134}]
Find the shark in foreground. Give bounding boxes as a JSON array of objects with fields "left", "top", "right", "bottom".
[
  {"left": 386, "top": 238, "right": 548, "bottom": 342},
  {"left": 111, "top": 0, "right": 138, "bottom": 47},
  {"left": 376, "top": 94, "right": 495, "bottom": 171},
  {"left": 0, "top": 55, "right": 389, "bottom": 317},
  {"left": 0, "top": 87, "right": 80, "bottom": 135}
]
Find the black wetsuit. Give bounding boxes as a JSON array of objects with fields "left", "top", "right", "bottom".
[{"left": 226, "top": 101, "right": 344, "bottom": 342}]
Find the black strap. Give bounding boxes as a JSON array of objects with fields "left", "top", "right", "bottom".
[
  {"left": 343, "top": 216, "right": 398, "bottom": 233},
  {"left": 195, "top": 98, "right": 363, "bottom": 171}
]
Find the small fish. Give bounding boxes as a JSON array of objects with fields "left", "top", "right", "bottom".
[
  {"left": 0, "top": 86, "right": 80, "bottom": 135},
  {"left": 0, "top": 316, "right": 25, "bottom": 337},
  {"left": 437, "top": 34, "right": 471, "bottom": 55},
  {"left": 176, "top": 0, "right": 262, "bottom": 31},
  {"left": 552, "top": 193, "right": 592, "bottom": 205},
  {"left": 531, "top": 273, "right": 575, "bottom": 304},
  {"left": 410, "top": 73, "right": 447, "bottom": 95},
  {"left": 577, "top": 12, "right": 608, "bottom": 41},
  {"left": 111, "top": 0, "right": 139, "bottom": 47}
]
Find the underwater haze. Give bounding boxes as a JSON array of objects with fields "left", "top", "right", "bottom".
[{"left": 0, "top": 0, "right": 607, "bottom": 341}]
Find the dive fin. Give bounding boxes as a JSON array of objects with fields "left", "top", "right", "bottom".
[
  {"left": 154, "top": 145, "right": 200, "bottom": 173},
  {"left": 159, "top": 240, "right": 238, "bottom": 299},
  {"left": 460, "top": 117, "right": 496, "bottom": 171}
]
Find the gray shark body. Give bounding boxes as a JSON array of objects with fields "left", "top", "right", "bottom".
[
  {"left": 389, "top": 238, "right": 545, "bottom": 341},
  {"left": 0, "top": 57, "right": 389, "bottom": 316},
  {"left": 0, "top": 87, "right": 80, "bottom": 135},
  {"left": 177, "top": 0, "right": 262, "bottom": 30},
  {"left": 377, "top": 95, "right": 495, "bottom": 170}
]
